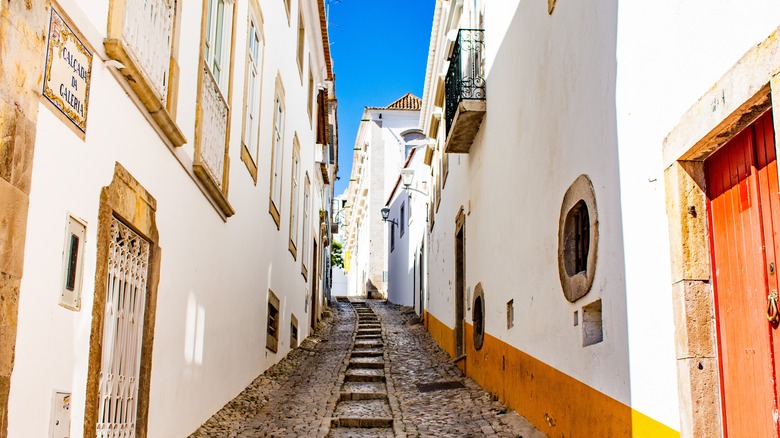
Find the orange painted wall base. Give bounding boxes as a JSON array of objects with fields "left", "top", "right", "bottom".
[{"left": 424, "top": 311, "right": 679, "bottom": 437}]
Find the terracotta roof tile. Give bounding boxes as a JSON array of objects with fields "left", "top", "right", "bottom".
[{"left": 367, "top": 93, "right": 422, "bottom": 111}]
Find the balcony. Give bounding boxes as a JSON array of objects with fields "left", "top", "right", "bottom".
[
  {"left": 193, "top": 62, "right": 234, "bottom": 216},
  {"left": 444, "top": 29, "right": 486, "bottom": 154},
  {"left": 105, "top": 0, "right": 185, "bottom": 146}
]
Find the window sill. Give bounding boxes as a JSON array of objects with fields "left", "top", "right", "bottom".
[
  {"left": 266, "top": 334, "right": 278, "bottom": 353},
  {"left": 193, "top": 163, "right": 235, "bottom": 217},
  {"left": 241, "top": 144, "right": 259, "bottom": 184},
  {"left": 289, "top": 240, "right": 298, "bottom": 260},
  {"left": 104, "top": 39, "right": 186, "bottom": 147},
  {"left": 269, "top": 200, "right": 281, "bottom": 229}
]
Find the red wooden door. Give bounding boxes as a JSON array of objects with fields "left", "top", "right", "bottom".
[{"left": 706, "top": 110, "right": 779, "bottom": 437}]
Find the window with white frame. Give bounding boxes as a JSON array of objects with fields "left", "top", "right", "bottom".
[
  {"left": 205, "top": 0, "right": 234, "bottom": 90},
  {"left": 243, "top": 12, "right": 264, "bottom": 163},
  {"left": 270, "top": 82, "right": 285, "bottom": 222},
  {"left": 289, "top": 139, "right": 301, "bottom": 256}
]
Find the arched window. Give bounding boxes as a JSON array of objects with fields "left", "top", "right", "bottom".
[{"left": 402, "top": 130, "right": 426, "bottom": 157}]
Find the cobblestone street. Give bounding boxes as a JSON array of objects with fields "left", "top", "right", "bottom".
[{"left": 190, "top": 300, "right": 544, "bottom": 437}]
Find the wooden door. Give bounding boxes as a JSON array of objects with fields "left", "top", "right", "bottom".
[
  {"left": 706, "top": 110, "right": 779, "bottom": 437},
  {"left": 311, "top": 238, "right": 318, "bottom": 330},
  {"left": 455, "top": 213, "right": 465, "bottom": 358}
]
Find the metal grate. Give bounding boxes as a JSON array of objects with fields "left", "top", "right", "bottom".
[
  {"left": 96, "top": 217, "right": 150, "bottom": 438},
  {"left": 416, "top": 380, "right": 465, "bottom": 393}
]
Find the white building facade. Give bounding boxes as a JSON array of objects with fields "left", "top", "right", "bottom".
[
  {"left": 2, "top": 0, "right": 337, "bottom": 436},
  {"left": 420, "top": 0, "right": 780, "bottom": 437},
  {"left": 384, "top": 147, "right": 430, "bottom": 312},
  {"left": 342, "top": 94, "right": 422, "bottom": 299}
]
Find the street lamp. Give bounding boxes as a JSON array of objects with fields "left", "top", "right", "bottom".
[
  {"left": 380, "top": 207, "right": 398, "bottom": 226},
  {"left": 399, "top": 168, "right": 428, "bottom": 196}
]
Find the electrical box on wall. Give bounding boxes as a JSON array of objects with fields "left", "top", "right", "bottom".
[
  {"left": 60, "top": 215, "right": 86, "bottom": 310},
  {"left": 49, "top": 391, "right": 71, "bottom": 438}
]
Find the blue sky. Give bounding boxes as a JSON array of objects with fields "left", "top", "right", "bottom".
[{"left": 327, "top": 0, "right": 436, "bottom": 196}]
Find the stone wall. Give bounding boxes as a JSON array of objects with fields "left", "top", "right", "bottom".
[{"left": 0, "top": 2, "right": 48, "bottom": 436}]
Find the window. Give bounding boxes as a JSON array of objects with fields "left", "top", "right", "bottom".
[
  {"left": 507, "top": 299, "right": 514, "bottom": 329},
  {"left": 269, "top": 78, "right": 286, "bottom": 225},
  {"left": 564, "top": 200, "right": 589, "bottom": 276},
  {"left": 557, "top": 174, "right": 598, "bottom": 303},
  {"left": 301, "top": 174, "right": 310, "bottom": 278},
  {"left": 267, "top": 290, "right": 280, "bottom": 353},
  {"left": 400, "top": 203, "right": 405, "bottom": 237},
  {"left": 402, "top": 130, "right": 426, "bottom": 158},
  {"left": 472, "top": 284, "right": 485, "bottom": 351},
  {"left": 205, "top": 0, "right": 234, "bottom": 90},
  {"left": 296, "top": 11, "right": 305, "bottom": 78},
  {"left": 443, "top": 152, "right": 449, "bottom": 187},
  {"left": 390, "top": 220, "right": 395, "bottom": 252},
  {"left": 193, "top": 0, "right": 236, "bottom": 216},
  {"left": 242, "top": 12, "right": 264, "bottom": 167},
  {"left": 307, "top": 67, "right": 314, "bottom": 122},
  {"left": 105, "top": 0, "right": 183, "bottom": 145},
  {"left": 289, "top": 137, "right": 301, "bottom": 257},
  {"left": 290, "top": 314, "right": 299, "bottom": 348}
]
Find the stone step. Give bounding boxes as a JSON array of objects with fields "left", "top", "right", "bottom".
[
  {"left": 344, "top": 373, "right": 386, "bottom": 383},
  {"left": 350, "top": 350, "right": 383, "bottom": 357},
  {"left": 330, "top": 417, "right": 393, "bottom": 428},
  {"left": 327, "top": 427, "right": 394, "bottom": 437},
  {"left": 338, "top": 392, "right": 388, "bottom": 401},
  {"left": 355, "top": 335, "right": 382, "bottom": 340},
  {"left": 349, "top": 360, "right": 384, "bottom": 369},
  {"left": 354, "top": 342, "right": 383, "bottom": 349},
  {"left": 350, "top": 356, "right": 384, "bottom": 365},
  {"left": 341, "top": 382, "right": 386, "bottom": 394},
  {"left": 333, "top": 399, "right": 391, "bottom": 419}
]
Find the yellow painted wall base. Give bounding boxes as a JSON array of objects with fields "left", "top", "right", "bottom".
[{"left": 424, "top": 311, "right": 679, "bottom": 438}]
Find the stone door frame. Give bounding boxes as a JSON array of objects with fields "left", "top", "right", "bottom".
[
  {"left": 663, "top": 28, "right": 780, "bottom": 437},
  {"left": 83, "top": 163, "right": 161, "bottom": 438}
]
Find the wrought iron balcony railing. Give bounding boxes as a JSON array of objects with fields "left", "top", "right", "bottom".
[
  {"left": 193, "top": 61, "right": 234, "bottom": 216},
  {"left": 196, "top": 63, "right": 229, "bottom": 190},
  {"left": 445, "top": 29, "right": 486, "bottom": 136}
]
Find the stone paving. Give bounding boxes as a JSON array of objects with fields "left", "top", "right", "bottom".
[{"left": 189, "top": 299, "right": 545, "bottom": 438}]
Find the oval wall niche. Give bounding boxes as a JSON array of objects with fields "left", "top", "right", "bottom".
[{"left": 557, "top": 174, "right": 598, "bottom": 303}]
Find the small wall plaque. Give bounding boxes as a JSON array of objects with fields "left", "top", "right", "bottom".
[{"left": 43, "top": 7, "right": 92, "bottom": 134}]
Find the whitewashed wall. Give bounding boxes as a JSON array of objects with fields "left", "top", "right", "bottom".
[
  {"left": 386, "top": 152, "right": 429, "bottom": 308},
  {"left": 423, "top": 0, "right": 780, "bottom": 431},
  {"left": 345, "top": 108, "right": 420, "bottom": 298},
  {"left": 9, "top": 0, "right": 333, "bottom": 437}
]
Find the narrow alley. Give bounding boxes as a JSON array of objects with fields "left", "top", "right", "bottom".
[{"left": 189, "top": 300, "right": 544, "bottom": 437}]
